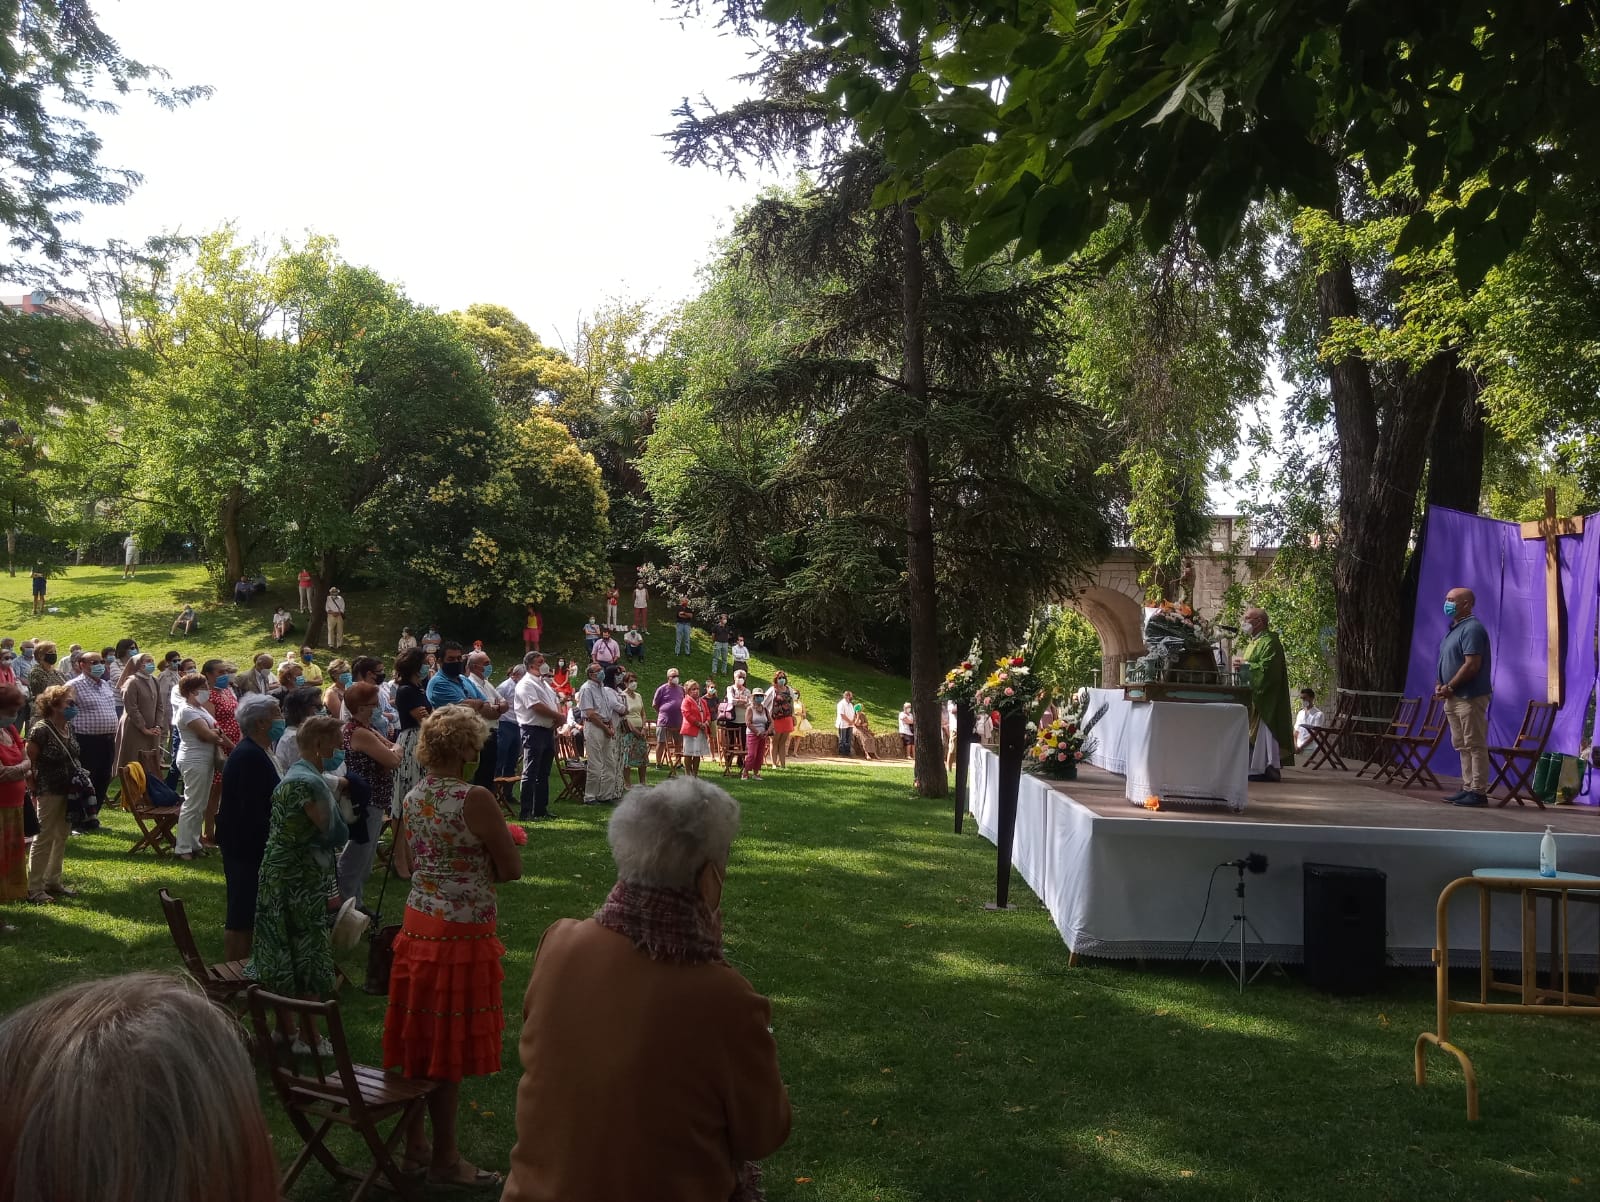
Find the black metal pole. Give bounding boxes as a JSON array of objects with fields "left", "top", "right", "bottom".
[
  {"left": 953, "top": 701, "right": 975, "bottom": 833},
  {"left": 990, "top": 709, "right": 1028, "bottom": 909}
]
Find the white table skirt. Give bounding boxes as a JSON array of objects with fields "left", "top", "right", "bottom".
[
  {"left": 1085, "top": 687, "right": 1249, "bottom": 812},
  {"left": 966, "top": 745, "right": 1600, "bottom": 966}
]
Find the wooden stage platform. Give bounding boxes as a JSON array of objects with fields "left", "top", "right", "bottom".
[
  {"left": 1051, "top": 763, "right": 1600, "bottom": 835},
  {"left": 966, "top": 748, "right": 1600, "bottom": 966}
]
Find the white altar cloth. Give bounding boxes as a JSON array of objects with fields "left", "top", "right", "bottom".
[
  {"left": 1085, "top": 687, "right": 1249, "bottom": 812},
  {"left": 966, "top": 745, "right": 1600, "bottom": 966}
]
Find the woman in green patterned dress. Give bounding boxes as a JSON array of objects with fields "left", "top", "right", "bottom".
[{"left": 250, "top": 714, "right": 349, "bottom": 1054}]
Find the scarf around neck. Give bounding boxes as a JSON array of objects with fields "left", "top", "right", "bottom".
[{"left": 593, "top": 879, "right": 723, "bottom": 964}]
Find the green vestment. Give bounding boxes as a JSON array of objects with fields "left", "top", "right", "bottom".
[{"left": 1242, "top": 628, "right": 1295, "bottom": 767}]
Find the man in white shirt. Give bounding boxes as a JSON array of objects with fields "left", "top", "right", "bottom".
[
  {"left": 496, "top": 664, "right": 525, "bottom": 781},
  {"left": 835, "top": 691, "right": 856, "bottom": 757},
  {"left": 1292, "top": 687, "right": 1325, "bottom": 752},
  {"left": 514, "top": 652, "right": 563, "bottom": 820},
  {"left": 623, "top": 625, "right": 645, "bottom": 662},
  {"left": 730, "top": 636, "right": 751, "bottom": 671},
  {"left": 461, "top": 650, "right": 506, "bottom": 789},
  {"left": 592, "top": 630, "right": 621, "bottom": 667},
  {"left": 324, "top": 586, "right": 347, "bottom": 648}
]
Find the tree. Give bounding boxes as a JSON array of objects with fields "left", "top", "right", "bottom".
[
  {"left": 448, "top": 303, "right": 580, "bottom": 410},
  {"left": 0, "top": 1, "right": 207, "bottom": 287},
  {"left": 803, "top": 1, "right": 1599, "bottom": 286}
]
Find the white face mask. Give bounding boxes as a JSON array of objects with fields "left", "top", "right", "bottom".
[{"left": 195, "top": 689, "right": 211, "bottom": 704}]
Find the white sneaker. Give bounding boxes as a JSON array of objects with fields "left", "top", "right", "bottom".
[{"left": 291, "top": 1036, "right": 334, "bottom": 1057}]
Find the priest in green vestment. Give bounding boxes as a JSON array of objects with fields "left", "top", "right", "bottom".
[{"left": 1232, "top": 606, "right": 1295, "bottom": 777}]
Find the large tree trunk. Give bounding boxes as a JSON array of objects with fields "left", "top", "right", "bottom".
[
  {"left": 900, "top": 205, "right": 947, "bottom": 798},
  {"left": 219, "top": 485, "right": 244, "bottom": 599},
  {"left": 1319, "top": 255, "right": 1452, "bottom": 693},
  {"left": 1425, "top": 359, "right": 1485, "bottom": 512},
  {"left": 303, "top": 551, "right": 338, "bottom": 647}
]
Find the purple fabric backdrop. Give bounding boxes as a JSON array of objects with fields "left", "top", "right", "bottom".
[{"left": 1403, "top": 506, "right": 1600, "bottom": 802}]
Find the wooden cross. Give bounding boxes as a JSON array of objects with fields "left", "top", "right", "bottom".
[{"left": 1519, "top": 487, "right": 1584, "bottom": 704}]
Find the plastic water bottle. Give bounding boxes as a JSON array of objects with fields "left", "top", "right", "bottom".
[{"left": 1539, "top": 825, "right": 1558, "bottom": 878}]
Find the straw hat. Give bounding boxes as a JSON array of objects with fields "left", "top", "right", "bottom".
[{"left": 331, "top": 897, "right": 371, "bottom": 953}]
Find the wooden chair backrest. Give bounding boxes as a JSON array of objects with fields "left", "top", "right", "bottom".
[
  {"left": 244, "top": 986, "right": 366, "bottom": 1120},
  {"left": 1515, "top": 700, "right": 1558, "bottom": 751},
  {"left": 1388, "top": 697, "right": 1421, "bottom": 735},
  {"left": 557, "top": 732, "right": 579, "bottom": 762},
  {"left": 157, "top": 888, "right": 210, "bottom": 985},
  {"left": 1411, "top": 697, "right": 1449, "bottom": 741}
]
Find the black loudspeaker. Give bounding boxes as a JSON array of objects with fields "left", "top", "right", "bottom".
[{"left": 1302, "top": 862, "right": 1387, "bottom": 994}]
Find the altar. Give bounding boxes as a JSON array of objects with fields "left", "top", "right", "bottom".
[{"left": 1085, "top": 687, "right": 1249, "bottom": 812}]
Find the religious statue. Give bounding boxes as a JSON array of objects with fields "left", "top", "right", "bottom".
[{"left": 1232, "top": 606, "right": 1294, "bottom": 778}]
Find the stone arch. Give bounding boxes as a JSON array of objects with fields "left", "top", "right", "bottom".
[{"left": 1066, "top": 584, "right": 1146, "bottom": 686}]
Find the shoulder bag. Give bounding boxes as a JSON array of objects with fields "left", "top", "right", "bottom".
[{"left": 40, "top": 722, "right": 97, "bottom": 826}]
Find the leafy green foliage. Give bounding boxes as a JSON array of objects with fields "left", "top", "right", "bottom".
[{"left": 811, "top": 1, "right": 1600, "bottom": 286}]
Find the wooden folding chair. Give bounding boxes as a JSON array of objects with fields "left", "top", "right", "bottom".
[
  {"left": 245, "top": 986, "right": 438, "bottom": 1202},
  {"left": 157, "top": 888, "right": 251, "bottom": 1007},
  {"left": 1379, "top": 697, "right": 1450, "bottom": 789},
  {"left": 492, "top": 776, "right": 520, "bottom": 818},
  {"left": 119, "top": 764, "right": 180, "bottom": 855},
  {"left": 555, "top": 732, "right": 586, "bottom": 803},
  {"left": 1301, "top": 690, "right": 1358, "bottom": 771},
  {"left": 1489, "top": 700, "right": 1558, "bottom": 808},
  {"left": 1356, "top": 697, "right": 1419, "bottom": 780},
  {"left": 721, "top": 724, "right": 747, "bottom": 776}
]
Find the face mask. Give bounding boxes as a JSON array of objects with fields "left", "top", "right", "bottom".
[
  {"left": 89, "top": 664, "right": 105, "bottom": 678},
  {"left": 214, "top": 674, "right": 231, "bottom": 689},
  {"left": 143, "top": 661, "right": 156, "bottom": 674},
  {"left": 461, "top": 758, "right": 479, "bottom": 781},
  {"left": 541, "top": 667, "right": 552, "bottom": 678},
  {"left": 42, "top": 652, "right": 56, "bottom": 664},
  {"left": 303, "top": 654, "right": 314, "bottom": 664},
  {"left": 482, "top": 664, "right": 493, "bottom": 678},
  {"left": 268, "top": 718, "right": 287, "bottom": 742},
  {"left": 338, "top": 672, "right": 353, "bottom": 688},
  {"left": 63, "top": 704, "right": 79, "bottom": 720},
  {"left": 322, "top": 749, "right": 345, "bottom": 772},
  {"left": 1443, "top": 600, "right": 1457, "bottom": 618},
  {"left": 376, "top": 671, "right": 387, "bottom": 684},
  {"left": 357, "top": 709, "right": 375, "bottom": 727},
  {"left": 196, "top": 689, "right": 212, "bottom": 704},
  {"left": 443, "top": 661, "right": 464, "bottom": 678}
]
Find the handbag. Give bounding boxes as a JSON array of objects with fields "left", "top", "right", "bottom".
[
  {"left": 23, "top": 790, "right": 39, "bottom": 837},
  {"left": 41, "top": 723, "right": 97, "bottom": 826}
]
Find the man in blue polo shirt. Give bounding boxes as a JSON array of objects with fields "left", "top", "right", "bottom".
[{"left": 1436, "top": 586, "right": 1493, "bottom": 807}]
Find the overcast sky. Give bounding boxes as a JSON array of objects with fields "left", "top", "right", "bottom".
[{"left": 77, "top": 0, "right": 780, "bottom": 347}]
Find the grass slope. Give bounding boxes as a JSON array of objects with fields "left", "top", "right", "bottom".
[
  {"left": 0, "top": 565, "right": 911, "bottom": 728},
  {"left": 3, "top": 759, "right": 1599, "bottom": 1201}
]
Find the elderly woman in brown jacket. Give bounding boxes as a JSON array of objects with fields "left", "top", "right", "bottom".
[
  {"left": 115, "top": 651, "right": 163, "bottom": 771},
  {"left": 502, "top": 777, "right": 790, "bottom": 1202}
]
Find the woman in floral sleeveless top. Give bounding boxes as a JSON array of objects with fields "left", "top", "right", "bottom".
[{"left": 383, "top": 704, "right": 521, "bottom": 1189}]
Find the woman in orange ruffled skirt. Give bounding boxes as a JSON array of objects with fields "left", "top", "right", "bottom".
[{"left": 384, "top": 704, "right": 522, "bottom": 1188}]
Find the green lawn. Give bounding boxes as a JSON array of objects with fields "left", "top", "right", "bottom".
[
  {"left": 0, "top": 565, "right": 910, "bottom": 727},
  {"left": 4, "top": 759, "right": 1600, "bottom": 1201}
]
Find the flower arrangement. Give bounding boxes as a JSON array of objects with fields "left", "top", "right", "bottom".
[
  {"left": 937, "top": 657, "right": 983, "bottom": 707},
  {"left": 1143, "top": 601, "right": 1217, "bottom": 655},
  {"left": 1024, "top": 702, "right": 1109, "bottom": 779},
  {"left": 1142, "top": 795, "right": 1163, "bottom": 811},
  {"left": 974, "top": 654, "right": 1034, "bottom": 719}
]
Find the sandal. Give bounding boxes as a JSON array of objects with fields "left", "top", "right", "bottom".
[
  {"left": 428, "top": 1159, "right": 504, "bottom": 1189},
  {"left": 27, "top": 892, "right": 53, "bottom": 904}
]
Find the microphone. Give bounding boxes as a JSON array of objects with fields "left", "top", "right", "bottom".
[
  {"left": 1217, "top": 624, "right": 1240, "bottom": 635},
  {"left": 1221, "top": 853, "right": 1268, "bottom": 874}
]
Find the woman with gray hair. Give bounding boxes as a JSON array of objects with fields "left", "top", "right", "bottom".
[
  {"left": 501, "top": 776, "right": 790, "bottom": 1202},
  {"left": 0, "top": 972, "right": 279, "bottom": 1202}
]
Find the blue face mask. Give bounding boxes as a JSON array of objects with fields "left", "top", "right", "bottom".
[
  {"left": 338, "top": 672, "right": 353, "bottom": 688},
  {"left": 303, "top": 654, "right": 314, "bottom": 665},
  {"left": 483, "top": 664, "right": 493, "bottom": 679},
  {"left": 322, "top": 749, "right": 345, "bottom": 772},
  {"left": 143, "top": 661, "right": 157, "bottom": 674},
  {"left": 268, "top": 718, "right": 287, "bottom": 743},
  {"left": 89, "top": 664, "right": 104, "bottom": 679},
  {"left": 1443, "top": 600, "right": 1458, "bottom": 618},
  {"left": 63, "top": 704, "right": 79, "bottom": 720},
  {"left": 214, "top": 674, "right": 231, "bottom": 689}
]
